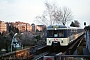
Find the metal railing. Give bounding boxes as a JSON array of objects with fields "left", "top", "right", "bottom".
[
  {"left": 0, "top": 47, "right": 33, "bottom": 60},
  {"left": 56, "top": 55, "right": 90, "bottom": 60}
]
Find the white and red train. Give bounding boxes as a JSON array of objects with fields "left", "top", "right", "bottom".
[{"left": 46, "top": 25, "right": 84, "bottom": 47}]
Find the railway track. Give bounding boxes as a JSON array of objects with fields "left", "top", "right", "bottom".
[
  {"left": 32, "top": 52, "right": 49, "bottom": 60},
  {"left": 31, "top": 34, "right": 84, "bottom": 60},
  {"left": 65, "top": 34, "right": 84, "bottom": 55}
]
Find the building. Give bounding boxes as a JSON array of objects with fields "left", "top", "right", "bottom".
[
  {"left": 0, "top": 20, "right": 7, "bottom": 33},
  {"left": 31, "top": 23, "right": 36, "bottom": 32},
  {"left": 8, "top": 21, "right": 32, "bottom": 32},
  {"left": 31, "top": 23, "right": 46, "bottom": 32},
  {"left": 36, "top": 25, "right": 46, "bottom": 32},
  {"left": 16, "top": 22, "right": 32, "bottom": 32},
  {"left": 0, "top": 20, "right": 46, "bottom": 33}
]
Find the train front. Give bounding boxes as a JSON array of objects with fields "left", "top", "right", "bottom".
[{"left": 46, "top": 25, "right": 69, "bottom": 51}]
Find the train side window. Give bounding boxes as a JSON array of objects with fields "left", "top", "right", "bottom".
[
  {"left": 48, "top": 30, "right": 53, "bottom": 37},
  {"left": 59, "top": 30, "right": 64, "bottom": 37}
]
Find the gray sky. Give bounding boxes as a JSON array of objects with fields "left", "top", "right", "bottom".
[{"left": 0, "top": 0, "right": 90, "bottom": 27}]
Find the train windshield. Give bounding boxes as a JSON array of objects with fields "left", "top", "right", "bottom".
[{"left": 47, "top": 30, "right": 65, "bottom": 38}]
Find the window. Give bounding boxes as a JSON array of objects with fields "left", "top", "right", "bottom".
[
  {"left": 48, "top": 30, "right": 53, "bottom": 37},
  {"left": 54, "top": 30, "right": 58, "bottom": 37},
  {"left": 59, "top": 30, "right": 64, "bottom": 37},
  {"left": 47, "top": 30, "right": 65, "bottom": 38},
  {"left": 54, "top": 34, "right": 58, "bottom": 37}
]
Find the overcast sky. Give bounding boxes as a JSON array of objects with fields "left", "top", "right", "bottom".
[{"left": 0, "top": 0, "right": 90, "bottom": 27}]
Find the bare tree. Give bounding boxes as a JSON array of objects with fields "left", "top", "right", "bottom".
[
  {"left": 36, "top": 2, "right": 58, "bottom": 26},
  {"left": 60, "top": 7, "right": 73, "bottom": 25},
  {"left": 35, "top": 2, "right": 73, "bottom": 26}
]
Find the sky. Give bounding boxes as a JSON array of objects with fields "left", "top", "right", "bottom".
[{"left": 0, "top": 0, "right": 90, "bottom": 28}]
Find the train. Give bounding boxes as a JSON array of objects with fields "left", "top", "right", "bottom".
[{"left": 46, "top": 25, "right": 84, "bottom": 48}]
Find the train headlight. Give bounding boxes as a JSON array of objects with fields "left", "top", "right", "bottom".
[{"left": 55, "top": 28, "right": 57, "bottom": 30}]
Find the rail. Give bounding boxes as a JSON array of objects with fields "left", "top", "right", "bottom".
[
  {"left": 65, "top": 34, "right": 84, "bottom": 55},
  {"left": 36, "top": 46, "right": 49, "bottom": 54}
]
